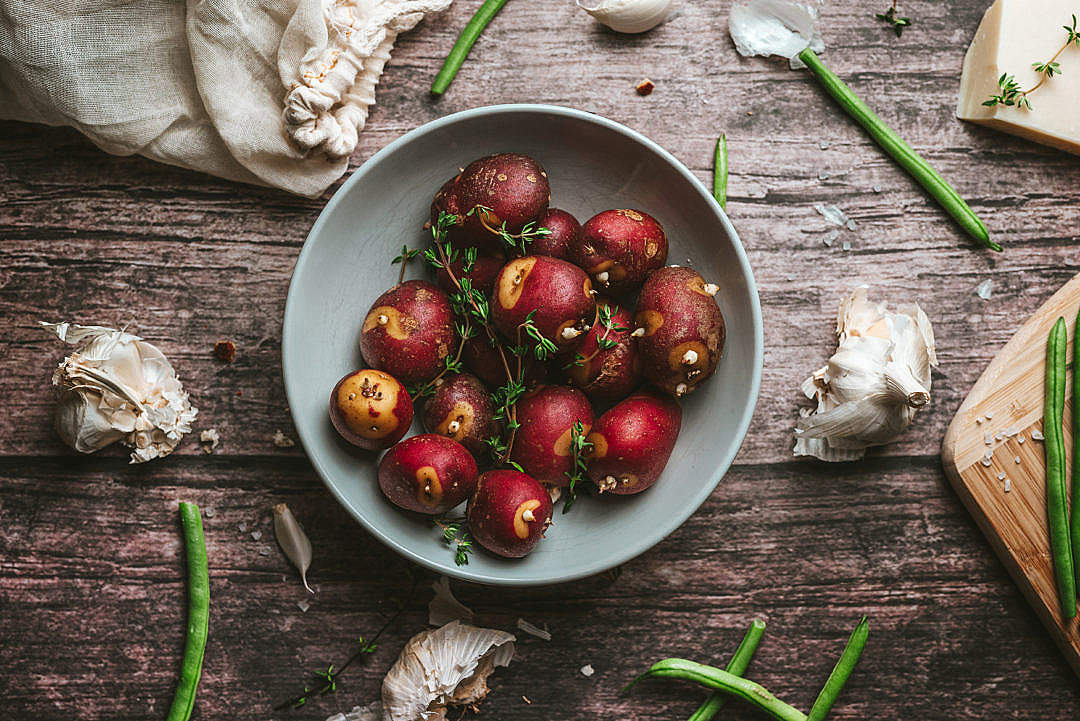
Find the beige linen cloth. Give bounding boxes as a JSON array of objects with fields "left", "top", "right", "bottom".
[{"left": 0, "top": 0, "right": 451, "bottom": 197}]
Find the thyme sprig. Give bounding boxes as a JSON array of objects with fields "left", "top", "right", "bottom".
[
  {"left": 562, "top": 421, "right": 593, "bottom": 513},
  {"left": 435, "top": 516, "right": 474, "bottom": 566},
  {"left": 275, "top": 578, "right": 416, "bottom": 710},
  {"left": 471, "top": 204, "right": 551, "bottom": 256},
  {"left": 391, "top": 244, "right": 420, "bottom": 285},
  {"left": 875, "top": 2, "right": 911, "bottom": 38},
  {"left": 984, "top": 15, "right": 1080, "bottom": 110},
  {"left": 563, "top": 303, "right": 628, "bottom": 370}
]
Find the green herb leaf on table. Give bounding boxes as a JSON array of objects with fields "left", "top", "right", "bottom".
[{"left": 875, "top": 3, "right": 911, "bottom": 37}]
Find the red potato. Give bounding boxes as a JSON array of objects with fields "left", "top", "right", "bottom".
[
  {"left": 510, "top": 385, "right": 594, "bottom": 487},
  {"left": 435, "top": 254, "right": 504, "bottom": 297},
  {"left": 431, "top": 153, "right": 550, "bottom": 251},
  {"left": 570, "top": 209, "right": 668, "bottom": 295},
  {"left": 421, "top": 373, "right": 498, "bottom": 458},
  {"left": 530, "top": 208, "right": 581, "bottom": 260},
  {"left": 586, "top": 389, "right": 682, "bottom": 495},
  {"left": 329, "top": 369, "right": 413, "bottom": 451},
  {"left": 462, "top": 334, "right": 545, "bottom": 390},
  {"left": 564, "top": 299, "right": 640, "bottom": 403},
  {"left": 378, "top": 434, "right": 479, "bottom": 514},
  {"left": 634, "top": 266, "right": 725, "bottom": 397},
  {"left": 360, "top": 280, "right": 457, "bottom": 386},
  {"left": 467, "top": 469, "right": 553, "bottom": 558},
  {"left": 491, "top": 256, "right": 595, "bottom": 353}
]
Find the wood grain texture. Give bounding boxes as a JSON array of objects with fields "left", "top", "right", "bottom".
[
  {"left": 2, "top": 0, "right": 1080, "bottom": 719},
  {"left": 942, "top": 272, "right": 1080, "bottom": 675}
]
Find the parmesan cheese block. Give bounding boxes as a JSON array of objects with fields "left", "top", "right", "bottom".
[{"left": 957, "top": 0, "right": 1080, "bottom": 155}]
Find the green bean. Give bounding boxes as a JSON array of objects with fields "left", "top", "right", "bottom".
[
  {"left": 625, "top": 658, "right": 807, "bottom": 721},
  {"left": 430, "top": 0, "right": 510, "bottom": 96},
  {"left": 795, "top": 49, "right": 998, "bottom": 252},
  {"left": 1045, "top": 317, "right": 1076, "bottom": 618},
  {"left": 713, "top": 134, "right": 728, "bottom": 211},
  {"left": 167, "top": 502, "right": 210, "bottom": 721},
  {"left": 807, "top": 617, "right": 869, "bottom": 721},
  {"left": 1074, "top": 306, "right": 1080, "bottom": 593},
  {"left": 688, "top": 618, "right": 765, "bottom": 721}
]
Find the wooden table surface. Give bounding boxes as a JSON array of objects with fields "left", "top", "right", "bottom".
[{"left": 3, "top": 1, "right": 1080, "bottom": 719}]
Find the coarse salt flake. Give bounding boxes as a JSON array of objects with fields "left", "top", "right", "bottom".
[
  {"left": 1005, "top": 478, "right": 1011, "bottom": 492},
  {"left": 580, "top": 664, "right": 595, "bottom": 677},
  {"left": 298, "top": 599, "right": 311, "bottom": 612},
  {"left": 976, "top": 279, "right": 993, "bottom": 300},
  {"left": 1032, "top": 429, "right": 1044, "bottom": 441}
]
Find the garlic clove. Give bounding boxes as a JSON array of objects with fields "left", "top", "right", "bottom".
[
  {"left": 273, "top": 503, "right": 314, "bottom": 593},
  {"left": 577, "top": 0, "right": 674, "bottom": 34}
]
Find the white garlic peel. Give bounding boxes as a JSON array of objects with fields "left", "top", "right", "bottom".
[
  {"left": 382, "top": 620, "right": 515, "bottom": 721},
  {"left": 42, "top": 322, "right": 198, "bottom": 464},
  {"left": 793, "top": 287, "right": 938, "bottom": 462},
  {"left": 428, "top": 576, "right": 474, "bottom": 626},
  {"left": 729, "top": 0, "right": 825, "bottom": 70},
  {"left": 577, "top": 0, "right": 673, "bottom": 34},
  {"left": 273, "top": 503, "right": 314, "bottom": 593}
]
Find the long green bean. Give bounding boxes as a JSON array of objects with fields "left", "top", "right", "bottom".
[
  {"left": 167, "top": 502, "right": 210, "bottom": 721},
  {"left": 1046, "top": 317, "right": 1076, "bottom": 618},
  {"left": 713, "top": 134, "right": 728, "bottom": 211},
  {"left": 626, "top": 658, "right": 806, "bottom": 721},
  {"left": 688, "top": 619, "right": 765, "bottom": 721},
  {"left": 1073, "top": 306, "right": 1080, "bottom": 593},
  {"left": 795, "top": 49, "right": 998, "bottom": 252},
  {"left": 807, "top": 617, "right": 869, "bottom": 721},
  {"left": 430, "top": 0, "right": 510, "bottom": 96}
]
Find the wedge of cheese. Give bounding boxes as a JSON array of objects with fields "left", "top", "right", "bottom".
[{"left": 957, "top": 0, "right": 1080, "bottom": 155}]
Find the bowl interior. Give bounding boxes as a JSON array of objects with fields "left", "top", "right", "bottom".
[{"left": 283, "top": 105, "right": 762, "bottom": 585}]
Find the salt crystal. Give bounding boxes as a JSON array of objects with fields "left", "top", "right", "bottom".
[
  {"left": 872, "top": 184, "right": 882, "bottom": 193},
  {"left": 204, "top": 507, "right": 215, "bottom": 518},
  {"left": 985, "top": 411, "right": 995, "bottom": 420},
  {"left": 258, "top": 546, "right": 271, "bottom": 556},
  {"left": 1015, "top": 456, "right": 1021, "bottom": 464},
  {"left": 1031, "top": 429, "right": 1044, "bottom": 440},
  {"left": 273, "top": 430, "right": 296, "bottom": 448},
  {"left": 997, "top": 472, "right": 1006, "bottom": 481},
  {"left": 841, "top": 240, "right": 852, "bottom": 251},
  {"left": 1018, "top": 436, "right": 1025, "bottom": 444},
  {"left": 995, "top": 432, "right": 1003, "bottom": 441},
  {"left": 580, "top": 664, "right": 595, "bottom": 677},
  {"left": 981, "top": 451, "right": 993, "bottom": 467},
  {"left": 297, "top": 599, "right": 310, "bottom": 613},
  {"left": 984, "top": 431, "right": 992, "bottom": 445},
  {"left": 814, "top": 203, "right": 848, "bottom": 226},
  {"left": 975, "top": 416, "right": 983, "bottom": 424},
  {"left": 1005, "top": 478, "right": 1011, "bottom": 492},
  {"left": 820, "top": 141, "right": 830, "bottom": 150},
  {"left": 252, "top": 530, "right": 263, "bottom": 540},
  {"left": 845, "top": 218, "right": 857, "bottom": 231},
  {"left": 823, "top": 229, "right": 840, "bottom": 247},
  {"left": 239, "top": 522, "right": 247, "bottom": 532},
  {"left": 976, "top": 279, "right": 993, "bottom": 300},
  {"left": 818, "top": 171, "right": 830, "bottom": 180},
  {"left": 1004, "top": 426, "right": 1018, "bottom": 437}
]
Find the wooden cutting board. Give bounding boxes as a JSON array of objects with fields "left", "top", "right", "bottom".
[{"left": 943, "top": 272, "right": 1080, "bottom": 676}]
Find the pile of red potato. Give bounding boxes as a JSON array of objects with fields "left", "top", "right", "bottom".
[{"left": 329, "top": 153, "right": 725, "bottom": 560}]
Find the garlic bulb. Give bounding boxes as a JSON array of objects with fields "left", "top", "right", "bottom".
[
  {"left": 729, "top": 0, "right": 825, "bottom": 69},
  {"left": 793, "top": 287, "right": 938, "bottom": 462},
  {"left": 382, "top": 620, "right": 515, "bottom": 721},
  {"left": 577, "top": 0, "right": 674, "bottom": 34},
  {"left": 42, "top": 322, "right": 198, "bottom": 463}
]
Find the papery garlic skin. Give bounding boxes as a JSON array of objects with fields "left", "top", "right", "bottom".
[
  {"left": 578, "top": 0, "right": 673, "bottom": 34},
  {"left": 382, "top": 620, "right": 515, "bottom": 721},
  {"left": 793, "top": 287, "right": 938, "bottom": 462},
  {"left": 43, "top": 322, "right": 198, "bottom": 464},
  {"left": 729, "top": 0, "right": 825, "bottom": 69}
]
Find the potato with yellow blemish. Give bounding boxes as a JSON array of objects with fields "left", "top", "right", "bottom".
[
  {"left": 329, "top": 369, "right": 413, "bottom": 451},
  {"left": 378, "top": 434, "right": 479, "bottom": 514},
  {"left": 564, "top": 299, "right": 641, "bottom": 403},
  {"left": 587, "top": 389, "right": 682, "bottom": 495},
  {"left": 633, "top": 265, "right": 725, "bottom": 397},
  {"left": 430, "top": 153, "right": 550, "bottom": 252},
  {"left": 360, "top": 280, "right": 457, "bottom": 386},
  {"left": 570, "top": 209, "right": 668, "bottom": 295},
  {"left": 491, "top": 255, "right": 595, "bottom": 353},
  {"left": 509, "top": 385, "right": 594, "bottom": 487},
  {"left": 467, "top": 469, "right": 553, "bottom": 558},
  {"left": 420, "top": 373, "right": 498, "bottom": 459}
]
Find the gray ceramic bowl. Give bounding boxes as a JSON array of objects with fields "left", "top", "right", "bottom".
[{"left": 283, "top": 104, "right": 762, "bottom": 586}]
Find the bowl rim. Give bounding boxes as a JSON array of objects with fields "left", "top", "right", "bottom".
[{"left": 282, "top": 103, "right": 764, "bottom": 586}]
